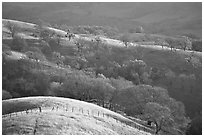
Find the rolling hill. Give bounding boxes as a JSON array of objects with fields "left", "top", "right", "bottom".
[{"left": 2, "top": 96, "right": 151, "bottom": 135}]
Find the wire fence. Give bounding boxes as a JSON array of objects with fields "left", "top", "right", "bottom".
[{"left": 2, "top": 104, "right": 155, "bottom": 134}]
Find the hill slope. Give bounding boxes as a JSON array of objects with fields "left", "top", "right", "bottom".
[
  {"left": 2, "top": 19, "right": 201, "bottom": 56},
  {"left": 2, "top": 97, "right": 151, "bottom": 135},
  {"left": 2, "top": 19, "right": 202, "bottom": 118}
]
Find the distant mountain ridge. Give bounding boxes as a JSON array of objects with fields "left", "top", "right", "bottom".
[{"left": 2, "top": 2, "right": 202, "bottom": 38}]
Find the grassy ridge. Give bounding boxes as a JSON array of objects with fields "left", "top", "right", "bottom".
[{"left": 2, "top": 97, "right": 150, "bottom": 135}]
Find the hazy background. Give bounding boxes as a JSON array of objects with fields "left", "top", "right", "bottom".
[{"left": 2, "top": 2, "right": 202, "bottom": 38}]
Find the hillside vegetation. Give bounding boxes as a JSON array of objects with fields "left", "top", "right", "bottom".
[{"left": 2, "top": 19, "right": 202, "bottom": 135}]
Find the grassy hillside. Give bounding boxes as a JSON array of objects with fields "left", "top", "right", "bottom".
[{"left": 2, "top": 96, "right": 150, "bottom": 135}]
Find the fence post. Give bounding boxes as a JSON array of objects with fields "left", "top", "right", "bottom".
[
  {"left": 82, "top": 108, "right": 83, "bottom": 114},
  {"left": 87, "top": 110, "right": 89, "bottom": 115},
  {"left": 98, "top": 111, "right": 99, "bottom": 117},
  {"left": 72, "top": 107, "right": 74, "bottom": 112}
]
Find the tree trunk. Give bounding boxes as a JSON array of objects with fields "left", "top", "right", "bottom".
[
  {"left": 154, "top": 122, "right": 161, "bottom": 134},
  {"left": 12, "top": 32, "right": 14, "bottom": 38},
  {"left": 155, "top": 129, "right": 159, "bottom": 134}
]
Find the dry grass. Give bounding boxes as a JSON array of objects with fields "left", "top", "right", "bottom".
[{"left": 2, "top": 96, "right": 150, "bottom": 135}]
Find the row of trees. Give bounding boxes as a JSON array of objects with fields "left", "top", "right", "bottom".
[
  {"left": 4, "top": 20, "right": 201, "bottom": 53},
  {"left": 118, "top": 32, "right": 194, "bottom": 52},
  {"left": 165, "top": 37, "right": 192, "bottom": 51}
]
